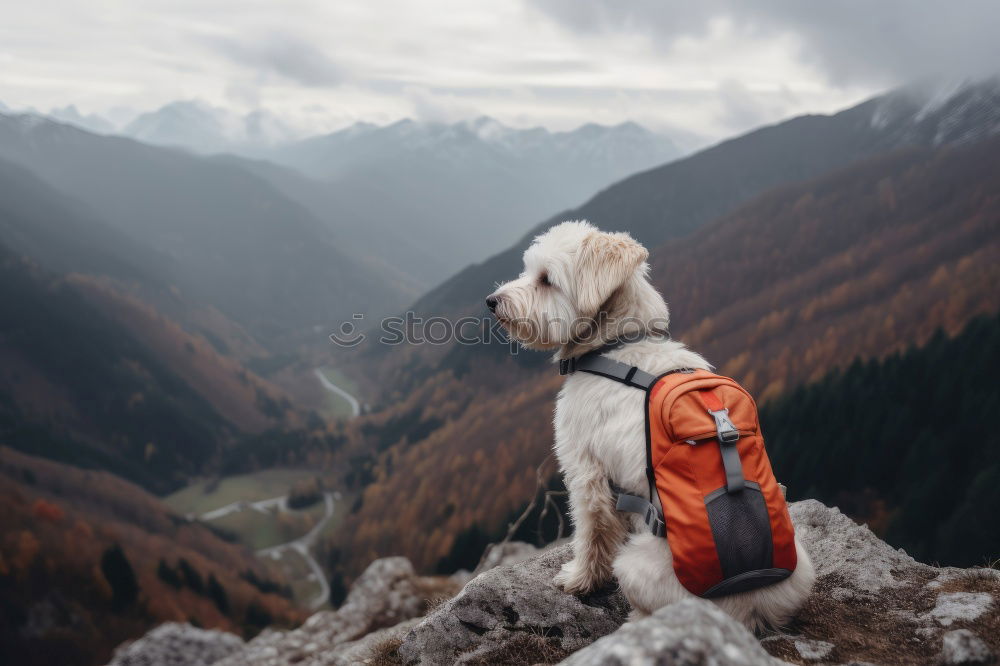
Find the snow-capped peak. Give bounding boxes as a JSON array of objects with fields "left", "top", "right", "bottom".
[
  {"left": 869, "top": 76, "right": 1000, "bottom": 146},
  {"left": 120, "top": 100, "right": 301, "bottom": 153}
]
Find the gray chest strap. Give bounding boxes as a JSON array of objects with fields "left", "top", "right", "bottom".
[
  {"left": 561, "top": 340, "right": 673, "bottom": 537},
  {"left": 559, "top": 352, "right": 658, "bottom": 390}
]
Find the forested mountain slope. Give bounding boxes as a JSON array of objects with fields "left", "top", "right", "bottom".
[
  {"left": 0, "top": 243, "right": 340, "bottom": 493},
  {"left": 325, "top": 134, "right": 1000, "bottom": 580},
  {"left": 651, "top": 138, "right": 1000, "bottom": 400},
  {"left": 0, "top": 447, "right": 304, "bottom": 666},
  {"left": 0, "top": 145, "right": 358, "bottom": 494},
  {"left": 762, "top": 311, "right": 1000, "bottom": 569},
  {"left": 0, "top": 157, "right": 170, "bottom": 284}
]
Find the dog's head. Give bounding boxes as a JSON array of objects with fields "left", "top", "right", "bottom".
[{"left": 486, "top": 220, "right": 667, "bottom": 353}]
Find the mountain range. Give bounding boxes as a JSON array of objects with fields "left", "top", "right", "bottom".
[
  {"left": 0, "top": 113, "right": 410, "bottom": 350},
  {"left": 122, "top": 101, "right": 299, "bottom": 154},
  {"left": 3, "top": 99, "right": 688, "bottom": 287},
  {"left": 258, "top": 117, "right": 682, "bottom": 282}
]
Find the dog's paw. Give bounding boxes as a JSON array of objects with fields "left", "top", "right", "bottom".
[{"left": 554, "top": 558, "right": 600, "bottom": 595}]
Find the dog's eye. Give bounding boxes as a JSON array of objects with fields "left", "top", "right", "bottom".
[{"left": 539, "top": 272, "right": 551, "bottom": 287}]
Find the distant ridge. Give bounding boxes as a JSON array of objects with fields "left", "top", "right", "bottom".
[
  {"left": 4, "top": 100, "right": 689, "bottom": 287},
  {"left": 0, "top": 112, "right": 411, "bottom": 345},
  {"left": 253, "top": 116, "right": 683, "bottom": 283}
]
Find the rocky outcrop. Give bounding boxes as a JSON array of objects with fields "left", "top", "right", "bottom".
[
  {"left": 109, "top": 500, "right": 999, "bottom": 665},
  {"left": 218, "top": 556, "right": 463, "bottom": 666},
  {"left": 561, "top": 598, "right": 783, "bottom": 666},
  {"left": 472, "top": 540, "right": 541, "bottom": 575},
  {"left": 941, "top": 629, "right": 995, "bottom": 665},
  {"left": 107, "top": 623, "right": 244, "bottom": 666},
  {"left": 398, "top": 543, "right": 629, "bottom": 664},
  {"left": 758, "top": 500, "right": 999, "bottom": 665},
  {"left": 394, "top": 500, "right": 999, "bottom": 665},
  {"left": 108, "top": 556, "right": 459, "bottom": 666},
  {"left": 555, "top": 500, "right": 999, "bottom": 666}
]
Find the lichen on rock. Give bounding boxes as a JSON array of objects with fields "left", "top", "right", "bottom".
[{"left": 940, "top": 629, "right": 995, "bottom": 665}]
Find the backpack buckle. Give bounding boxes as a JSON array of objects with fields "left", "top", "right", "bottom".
[
  {"left": 709, "top": 408, "right": 744, "bottom": 494},
  {"left": 708, "top": 408, "right": 740, "bottom": 444},
  {"left": 559, "top": 357, "right": 576, "bottom": 375}
]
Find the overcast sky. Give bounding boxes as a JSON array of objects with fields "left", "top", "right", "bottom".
[{"left": 1, "top": 0, "right": 996, "bottom": 141}]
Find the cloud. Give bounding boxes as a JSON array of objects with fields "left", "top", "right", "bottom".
[
  {"left": 528, "top": 0, "right": 1000, "bottom": 87},
  {"left": 404, "top": 86, "right": 482, "bottom": 124},
  {"left": 206, "top": 32, "right": 344, "bottom": 87},
  {"left": 502, "top": 57, "right": 598, "bottom": 76},
  {"left": 715, "top": 79, "right": 794, "bottom": 131},
  {"left": 2, "top": 0, "right": 953, "bottom": 141}
]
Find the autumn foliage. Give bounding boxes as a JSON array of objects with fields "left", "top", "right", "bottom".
[
  {"left": 31, "top": 498, "right": 64, "bottom": 523},
  {"left": 0, "top": 447, "right": 305, "bottom": 666}
]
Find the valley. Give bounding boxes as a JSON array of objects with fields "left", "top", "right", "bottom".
[
  {"left": 164, "top": 470, "right": 349, "bottom": 610},
  {"left": 256, "top": 492, "right": 337, "bottom": 611}
]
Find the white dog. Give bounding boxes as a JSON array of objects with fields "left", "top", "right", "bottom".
[{"left": 487, "top": 220, "right": 815, "bottom": 630}]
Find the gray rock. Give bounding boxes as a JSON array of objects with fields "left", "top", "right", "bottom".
[
  {"left": 106, "top": 623, "right": 245, "bottom": 666},
  {"left": 927, "top": 592, "right": 994, "bottom": 627},
  {"left": 791, "top": 637, "right": 835, "bottom": 661},
  {"left": 445, "top": 541, "right": 543, "bottom": 591},
  {"left": 474, "top": 540, "right": 541, "bottom": 575},
  {"left": 789, "top": 499, "right": 925, "bottom": 594},
  {"left": 559, "top": 598, "right": 783, "bottom": 666},
  {"left": 327, "top": 617, "right": 421, "bottom": 665},
  {"left": 941, "top": 629, "right": 995, "bottom": 665},
  {"left": 397, "top": 543, "right": 629, "bottom": 665},
  {"left": 756, "top": 501, "right": 1000, "bottom": 665},
  {"left": 213, "top": 556, "right": 450, "bottom": 666}
]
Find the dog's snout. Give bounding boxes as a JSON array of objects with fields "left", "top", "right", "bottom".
[{"left": 486, "top": 295, "right": 500, "bottom": 312}]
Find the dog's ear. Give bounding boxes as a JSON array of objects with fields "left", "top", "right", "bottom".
[{"left": 575, "top": 230, "right": 648, "bottom": 316}]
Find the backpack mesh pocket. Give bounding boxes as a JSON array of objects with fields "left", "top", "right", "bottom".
[{"left": 704, "top": 481, "right": 773, "bottom": 579}]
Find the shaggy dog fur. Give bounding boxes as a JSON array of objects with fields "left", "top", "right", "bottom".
[{"left": 487, "top": 220, "right": 815, "bottom": 630}]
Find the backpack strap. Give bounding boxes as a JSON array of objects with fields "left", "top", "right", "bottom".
[
  {"left": 609, "top": 481, "right": 666, "bottom": 537},
  {"left": 698, "top": 390, "right": 745, "bottom": 494},
  {"left": 559, "top": 343, "right": 660, "bottom": 495},
  {"left": 560, "top": 341, "right": 678, "bottom": 537}
]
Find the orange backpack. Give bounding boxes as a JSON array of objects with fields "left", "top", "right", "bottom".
[{"left": 560, "top": 345, "right": 798, "bottom": 597}]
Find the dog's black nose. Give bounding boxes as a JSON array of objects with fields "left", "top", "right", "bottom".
[{"left": 486, "top": 295, "right": 499, "bottom": 312}]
